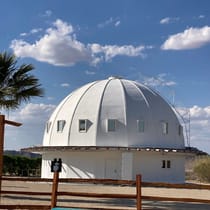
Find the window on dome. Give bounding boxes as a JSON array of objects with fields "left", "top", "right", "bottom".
[
  {"left": 178, "top": 125, "right": 183, "bottom": 136},
  {"left": 46, "top": 121, "right": 51, "bottom": 133},
  {"left": 107, "top": 119, "right": 116, "bottom": 132},
  {"left": 79, "top": 119, "right": 87, "bottom": 132},
  {"left": 162, "top": 122, "right": 168, "bottom": 134},
  {"left": 57, "top": 120, "right": 66, "bottom": 132},
  {"left": 137, "top": 120, "right": 144, "bottom": 132}
]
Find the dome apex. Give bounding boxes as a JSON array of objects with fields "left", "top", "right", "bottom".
[{"left": 108, "top": 76, "right": 122, "bottom": 80}]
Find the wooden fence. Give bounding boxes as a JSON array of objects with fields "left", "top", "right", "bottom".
[{"left": 0, "top": 175, "right": 210, "bottom": 209}]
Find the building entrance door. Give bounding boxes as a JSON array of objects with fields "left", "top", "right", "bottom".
[{"left": 105, "top": 159, "right": 117, "bottom": 179}]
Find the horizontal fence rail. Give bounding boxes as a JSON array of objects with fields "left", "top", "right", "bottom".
[
  {"left": 2, "top": 176, "right": 210, "bottom": 189},
  {"left": 2, "top": 176, "right": 136, "bottom": 185},
  {"left": 0, "top": 205, "right": 50, "bottom": 210},
  {"left": 0, "top": 176, "right": 210, "bottom": 209}
]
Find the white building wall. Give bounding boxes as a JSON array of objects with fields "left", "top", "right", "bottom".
[
  {"left": 133, "top": 151, "right": 185, "bottom": 183},
  {"left": 41, "top": 152, "right": 69, "bottom": 178},
  {"left": 41, "top": 151, "right": 122, "bottom": 180},
  {"left": 42, "top": 150, "right": 185, "bottom": 183}
]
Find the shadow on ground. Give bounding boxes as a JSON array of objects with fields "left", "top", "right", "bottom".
[
  {"left": 3, "top": 195, "right": 210, "bottom": 210},
  {"left": 143, "top": 200, "right": 210, "bottom": 210}
]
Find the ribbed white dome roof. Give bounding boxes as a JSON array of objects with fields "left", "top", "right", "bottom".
[{"left": 43, "top": 77, "right": 185, "bottom": 149}]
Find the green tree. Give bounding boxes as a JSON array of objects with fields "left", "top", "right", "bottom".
[
  {"left": 0, "top": 52, "right": 44, "bottom": 110},
  {"left": 3, "top": 155, "right": 14, "bottom": 175},
  {"left": 3, "top": 155, "right": 41, "bottom": 176}
]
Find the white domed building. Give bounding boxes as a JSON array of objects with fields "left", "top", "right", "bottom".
[{"left": 27, "top": 77, "right": 196, "bottom": 183}]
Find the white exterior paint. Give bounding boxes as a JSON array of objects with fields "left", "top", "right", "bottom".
[
  {"left": 41, "top": 150, "right": 185, "bottom": 183},
  {"left": 41, "top": 77, "right": 187, "bottom": 183},
  {"left": 42, "top": 151, "right": 121, "bottom": 179},
  {"left": 133, "top": 151, "right": 185, "bottom": 183},
  {"left": 121, "top": 152, "right": 133, "bottom": 180}
]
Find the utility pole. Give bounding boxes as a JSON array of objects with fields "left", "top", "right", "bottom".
[{"left": 0, "top": 115, "right": 22, "bottom": 201}]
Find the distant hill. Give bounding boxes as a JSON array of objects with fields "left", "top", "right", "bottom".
[{"left": 4, "top": 150, "right": 41, "bottom": 158}]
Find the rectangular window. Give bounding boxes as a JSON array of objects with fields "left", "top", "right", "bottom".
[
  {"left": 57, "top": 120, "right": 66, "bottom": 132},
  {"left": 167, "top": 160, "right": 171, "bottom": 168},
  {"left": 137, "top": 120, "right": 144, "bottom": 132},
  {"left": 162, "top": 160, "right": 166, "bottom": 168},
  {"left": 162, "top": 122, "right": 168, "bottom": 134},
  {"left": 46, "top": 121, "right": 51, "bottom": 133},
  {"left": 162, "top": 160, "right": 171, "bottom": 169},
  {"left": 107, "top": 119, "right": 116, "bottom": 132},
  {"left": 79, "top": 119, "right": 87, "bottom": 132},
  {"left": 178, "top": 125, "right": 183, "bottom": 136}
]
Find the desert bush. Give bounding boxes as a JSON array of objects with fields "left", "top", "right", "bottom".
[{"left": 193, "top": 156, "right": 210, "bottom": 182}]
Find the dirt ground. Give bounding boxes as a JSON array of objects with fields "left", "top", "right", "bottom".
[{"left": 1, "top": 180, "right": 210, "bottom": 210}]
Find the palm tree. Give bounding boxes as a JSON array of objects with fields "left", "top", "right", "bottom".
[{"left": 0, "top": 52, "right": 44, "bottom": 110}]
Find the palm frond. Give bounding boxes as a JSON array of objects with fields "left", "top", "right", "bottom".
[{"left": 0, "top": 51, "right": 44, "bottom": 110}]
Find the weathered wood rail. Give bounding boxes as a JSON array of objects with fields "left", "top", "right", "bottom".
[
  {"left": 3, "top": 176, "right": 210, "bottom": 189},
  {"left": 0, "top": 176, "right": 210, "bottom": 209}
]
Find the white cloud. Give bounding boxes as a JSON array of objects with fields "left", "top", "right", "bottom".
[
  {"left": 4, "top": 103, "right": 56, "bottom": 150},
  {"left": 11, "top": 19, "right": 92, "bottom": 66},
  {"left": 20, "top": 33, "right": 27, "bottom": 37},
  {"left": 142, "top": 73, "right": 176, "bottom": 88},
  {"left": 177, "top": 105, "right": 210, "bottom": 153},
  {"left": 10, "top": 19, "right": 149, "bottom": 66},
  {"left": 189, "top": 105, "right": 210, "bottom": 119},
  {"left": 17, "top": 103, "right": 55, "bottom": 122},
  {"left": 42, "top": 10, "right": 52, "bottom": 17},
  {"left": 160, "top": 17, "right": 170, "bottom": 24},
  {"left": 47, "top": 96, "right": 55, "bottom": 101},
  {"left": 198, "top": 15, "right": 205, "bottom": 19},
  {"left": 115, "top": 20, "right": 121, "bottom": 27},
  {"left": 85, "top": 70, "right": 96, "bottom": 75},
  {"left": 161, "top": 26, "right": 210, "bottom": 50},
  {"left": 61, "top": 83, "right": 70, "bottom": 87},
  {"left": 20, "top": 28, "right": 42, "bottom": 37},
  {"left": 97, "top": 17, "right": 120, "bottom": 28},
  {"left": 30, "top": 28, "right": 42, "bottom": 34},
  {"left": 89, "top": 43, "right": 146, "bottom": 62},
  {"left": 160, "top": 17, "right": 179, "bottom": 24}
]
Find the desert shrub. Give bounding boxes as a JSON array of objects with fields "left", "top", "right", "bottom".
[{"left": 193, "top": 156, "right": 210, "bottom": 182}]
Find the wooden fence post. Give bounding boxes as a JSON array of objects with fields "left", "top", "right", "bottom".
[
  {"left": 51, "top": 171, "right": 59, "bottom": 208},
  {"left": 0, "top": 115, "right": 5, "bottom": 202},
  {"left": 136, "top": 174, "right": 142, "bottom": 210},
  {"left": 0, "top": 115, "right": 21, "bottom": 202}
]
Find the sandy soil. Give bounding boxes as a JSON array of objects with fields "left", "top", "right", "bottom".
[{"left": 1, "top": 180, "right": 210, "bottom": 210}]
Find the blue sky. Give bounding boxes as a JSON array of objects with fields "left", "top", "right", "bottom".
[{"left": 1, "top": 0, "right": 210, "bottom": 153}]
